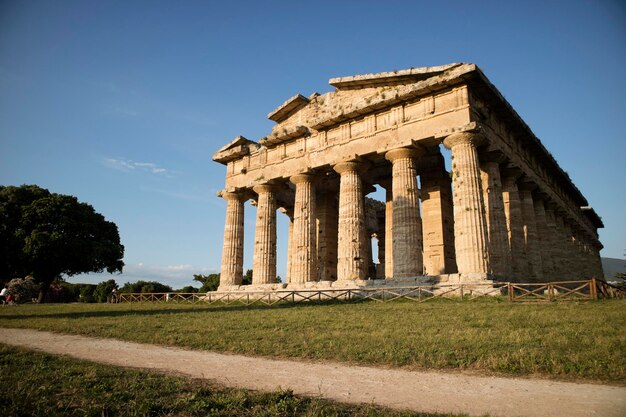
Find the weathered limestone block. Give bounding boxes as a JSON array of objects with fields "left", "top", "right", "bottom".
[
  {"left": 479, "top": 158, "right": 511, "bottom": 277},
  {"left": 519, "top": 185, "right": 543, "bottom": 281},
  {"left": 290, "top": 174, "right": 318, "bottom": 283},
  {"left": 443, "top": 132, "right": 490, "bottom": 275},
  {"left": 421, "top": 158, "right": 456, "bottom": 275},
  {"left": 334, "top": 161, "right": 367, "bottom": 281},
  {"left": 218, "top": 190, "right": 245, "bottom": 286},
  {"left": 252, "top": 184, "right": 277, "bottom": 285},
  {"left": 386, "top": 147, "right": 425, "bottom": 278}
]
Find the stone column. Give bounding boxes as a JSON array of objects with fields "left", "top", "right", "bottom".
[
  {"left": 479, "top": 156, "right": 512, "bottom": 277},
  {"left": 553, "top": 213, "right": 569, "bottom": 279},
  {"left": 443, "top": 132, "right": 490, "bottom": 276},
  {"left": 421, "top": 156, "right": 456, "bottom": 275},
  {"left": 279, "top": 207, "right": 294, "bottom": 283},
  {"left": 334, "top": 161, "right": 367, "bottom": 281},
  {"left": 218, "top": 190, "right": 245, "bottom": 287},
  {"left": 375, "top": 229, "right": 386, "bottom": 278},
  {"left": 385, "top": 147, "right": 425, "bottom": 278},
  {"left": 501, "top": 172, "right": 527, "bottom": 279},
  {"left": 519, "top": 183, "right": 542, "bottom": 281},
  {"left": 252, "top": 184, "right": 277, "bottom": 285},
  {"left": 533, "top": 194, "right": 554, "bottom": 279},
  {"left": 544, "top": 204, "right": 560, "bottom": 280},
  {"left": 290, "top": 174, "right": 318, "bottom": 284},
  {"left": 317, "top": 190, "right": 338, "bottom": 281},
  {"left": 380, "top": 181, "right": 394, "bottom": 278}
]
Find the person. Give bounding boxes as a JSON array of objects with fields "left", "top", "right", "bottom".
[
  {"left": 110, "top": 288, "right": 118, "bottom": 303},
  {"left": 0, "top": 286, "right": 7, "bottom": 305}
]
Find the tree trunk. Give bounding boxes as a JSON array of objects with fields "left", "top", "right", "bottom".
[{"left": 37, "top": 282, "right": 50, "bottom": 304}]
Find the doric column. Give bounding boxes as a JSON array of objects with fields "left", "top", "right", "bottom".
[
  {"left": 553, "top": 213, "right": 569, "bottom": 279},
  {"left": 290, "top": 174, "right": 318, "bottom": 284},
  {"left": 252, "top": 184, "right": 277, "bottom": 285},
  {"left": 544, "top": 204, "right": 560, "bottom": 280},
  {"left": 279, "top": 207, "right": 294, "bottom": 283},
  {"left": 385, "top": 147, "right": 425, "bottom": 278},
  {"left": 218, "top": 190, "right": 245, "bottom": 287},
  {"left": 533, "top": 194, "right": 554, "bottom": 279},
  {"left": 316, "top": 190, "right": 338, "bottom": 281},
  {"left": 334, "top": 161, "right": 367, "bottom": 281},
  {"left": 380, "top": 181, "right": 394, "bottom": 278},
  {"left": 501, "top": 172, "right": 527, "bottom": 279},
  {"left": 375, "top": 230, "right": 386, "bottom": 278},
  {"left": 479, "top": 155, "right": 512, "bottom": 277},
  {"left": 443, "top": 132, "right": 490, "bottom": 275},
  {"left": 421, "top": 154, "right": 457, "bottom": 275},
  {"left": 519, "top": 183, "right": 542, "bottom": 281}
]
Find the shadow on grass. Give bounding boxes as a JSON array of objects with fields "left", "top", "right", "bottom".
[{"left": 0, "top": 299, "right": 360, "bottom": 320}]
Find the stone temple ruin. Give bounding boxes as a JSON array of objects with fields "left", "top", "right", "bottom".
[{"left": 212, "top": 63, "right": 604, "bottom": 292}]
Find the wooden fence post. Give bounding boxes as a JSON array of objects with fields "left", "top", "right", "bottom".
[{"left": 590, "top": 277, "right": 598, "bottom": 300}]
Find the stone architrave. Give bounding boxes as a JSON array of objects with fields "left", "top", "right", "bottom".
[
  {"left": 443, "top": 132, "right": 490, "bottom": 275},
  {"left": 290, "top": 174, "right": 318, "bottom": 284},
  {"left": 501, "top": 172, "right": 527, "bottom": 279},
  {"left": 519, "top": 184, "right": 543, "bottom": 280},
  {"left": 218, "top": 190, "right": 245, "bottom": 286},
  {"left": 334, "top": 161, "right": 367, "bottom": 281},
  {"left": 385, "top": 147, "right": 425, "bottom": 278},
  {"left": 479, "top": 156, "right": 511, "bottom": 277},
  {"left": 421, "top": 157, "right": 456, "bottom": 275},
  {"left": 316, "top": 190, "right": 338, "bottom": 281},
  {"left": 252, "top": 184, "right": 278, "bottom": 285},
  {"left": 533, "top": 194, "right": 554, "bottom": 278}
]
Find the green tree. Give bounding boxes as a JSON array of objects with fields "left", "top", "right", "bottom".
[
  {"left": 243, "top": 269, "right": 253, "bottom": 285},
  {"left": 119, "top": 280, "right": 173, "bottom": 293},
  {"left": 0, "top": 185, "right": 124, "bottom": 303},
  {"left": 94, "top": 279, "right": 118, "bottom": 303},
  {"left": 176, "top": 285, "right": 199, "bottom": 293},
  {"left": 193, "top": 273, "right": 220, "bottom": 292}
]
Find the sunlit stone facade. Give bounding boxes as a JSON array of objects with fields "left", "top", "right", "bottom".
[{"left": 213, "top": 63, "right": 604, "bottom": 291}]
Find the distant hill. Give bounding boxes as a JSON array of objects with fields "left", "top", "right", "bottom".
[{"left": 601, "top": 257, "right": 626, "bottom": 281}]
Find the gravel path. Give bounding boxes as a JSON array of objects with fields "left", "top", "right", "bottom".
[{"left": 1, "top": 327, "right": 624, "bottom": 417}]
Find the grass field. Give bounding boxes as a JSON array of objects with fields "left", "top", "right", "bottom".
[
  {"left": 1, "top": 299, "right": 624, "bottom": 383},
  {"left": 0, "top": 344, "right": 465, "bottom": 417}
]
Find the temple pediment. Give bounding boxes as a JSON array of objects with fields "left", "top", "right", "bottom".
[
  {"left": 261, "top": 63, "right": 475, "bottom": 138},
  {"left": 212, "top": 136, "right": 260, "bottom": 165},
  {"left": 328, "top": 63, "right": 463, "bottom": 90}
]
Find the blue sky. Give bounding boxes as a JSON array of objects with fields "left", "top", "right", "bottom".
[{"left": 1, "top": 0, "right": 624, "bottom": 288}]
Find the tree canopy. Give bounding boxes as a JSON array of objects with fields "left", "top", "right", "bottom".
[{"left": 0, "top": 185, "right": 124, "bottom": 302}]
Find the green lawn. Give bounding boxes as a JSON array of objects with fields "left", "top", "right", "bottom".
[
  {"left": 0, "top": 344, "right": 464, "bottom": 417},
  {"left": 1, "top": 299, "right": 624, "bottom": 383}
]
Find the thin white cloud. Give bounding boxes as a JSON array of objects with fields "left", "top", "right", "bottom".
[
  {"left": 102, "top": 157, "right": 171, "bottom": 176},
  {"left": 69, "top": 262, "right": 218, "bottom": 289}
]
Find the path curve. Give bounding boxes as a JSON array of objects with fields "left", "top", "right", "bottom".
[{"left": 1, "top": 328, "right": 624, "bottom": 417}]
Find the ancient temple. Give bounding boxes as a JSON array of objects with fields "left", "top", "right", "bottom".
[{"left": 212, "top": 63, "right": 604, "bottom": 291}]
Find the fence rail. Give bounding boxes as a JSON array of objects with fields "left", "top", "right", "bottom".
[{"left": 115, "top": 278, "right": 624, "bottom": 305}]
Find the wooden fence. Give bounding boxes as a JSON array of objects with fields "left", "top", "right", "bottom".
[{"left": 115, "top": 278, "right": 624, "bottom": 305}]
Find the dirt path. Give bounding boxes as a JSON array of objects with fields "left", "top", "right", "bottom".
[{"left": 1, "top": 328, "right": 624, "bottom": 417}]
